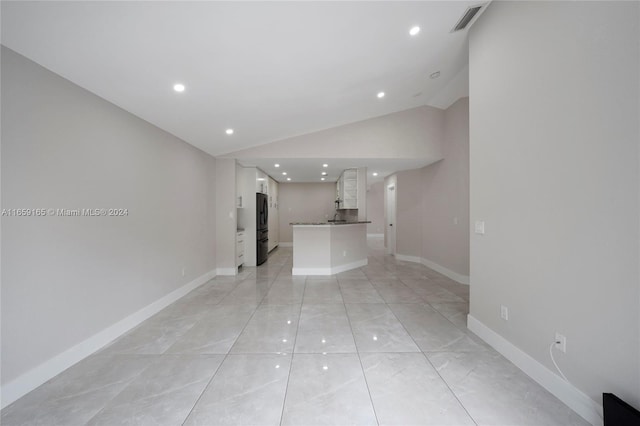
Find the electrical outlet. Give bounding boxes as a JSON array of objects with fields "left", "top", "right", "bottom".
[
  {"left": 453, "top": 217, "right": 459, "bottom": 225},
  {"left": 475, "top": 220, "right": 485, "bottom": 235},
  {"left": 343, "top": 250, "right": 347, "bottom": 257},
  {"left": 500, "top": 305, "right": 509, "bottom": 321},
  {"left": 181, "top": 267, "right": 186, "bottom": 277},
  {"left": 555, "top": 332, "right": 567, "bottom": 353}
]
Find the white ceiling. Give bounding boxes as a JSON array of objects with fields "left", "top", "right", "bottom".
[{"left": 2, "top": 1, "right": 478, "bottom": 159}]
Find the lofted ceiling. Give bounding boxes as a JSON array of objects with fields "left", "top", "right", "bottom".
[{"left": 1, "top": 1, "right": 480, "bottom": 160}]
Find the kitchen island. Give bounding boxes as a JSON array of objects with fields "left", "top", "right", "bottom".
[{"left": 290, "top": 221, "right": 370, "bottom": 275}]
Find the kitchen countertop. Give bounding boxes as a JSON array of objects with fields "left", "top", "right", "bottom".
[{"left": 290, "top": 221, "right": 371, "bottom": 226}]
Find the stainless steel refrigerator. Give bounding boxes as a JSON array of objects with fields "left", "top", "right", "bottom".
[{"left": 256, "top": 193, "right": 269, "bottom": 265}]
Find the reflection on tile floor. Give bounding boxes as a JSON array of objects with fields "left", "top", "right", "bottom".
[{"left": 1, "top": 238, "right": 588, "bottom": 425}]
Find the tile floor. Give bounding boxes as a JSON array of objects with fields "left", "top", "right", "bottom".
[{"left": 1, "top": 238, "right": 589, "bottom": 425}]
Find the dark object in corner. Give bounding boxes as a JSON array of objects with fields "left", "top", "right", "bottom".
[
  {"left": 603, "top": 393, "right": 640, "bottom": 426},
  {"left": 256, "top": 193, "right": 269, "bottom": 266}
]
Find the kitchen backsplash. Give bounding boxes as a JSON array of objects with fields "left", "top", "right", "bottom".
[{"left": 337, "top": 209, "right": 358, "bottom": 222}]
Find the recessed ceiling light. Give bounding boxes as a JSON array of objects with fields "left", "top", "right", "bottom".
[
  {"left": 274, "top": 164, "right": 280, "bottom": 168},
  {"left": 173, "top": 83, "right": 185, "bottom": 92},
  {"left": 321, "top": 172, "right": 327, "bottom": 176},
  {"left": 430, "top": 71, "right": 441, "bottom": 79},
  {"left": 377, "top": 92, "right": 385, "bottom": 99},
  {"left": 373, "top": 172, "right": 378, "bottom": 176},
  {"left": 282, "top": 172, "right": 287, "bottom": 175},
  {"left": 409, "top": 26, "right": 421, "bottom": 36},
  {"left": 321, "top": 178, "right": 325, "bottom": 181},
  {"left": 225, "top": 128, "right": 234, "bottom": 135},
  {"left": 286, "top": 177, "right": 291, "bottom": 181},
  {"left": 323, "top": 164, "right": 328, "bottom": 168}
]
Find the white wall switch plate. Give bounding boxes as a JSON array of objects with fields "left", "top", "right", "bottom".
[
  {"left": 500, "top": 305, "right": 509, "bottom": 320},
  {"left": 475, "top": 221, "right": 485, "bottom": 235}
]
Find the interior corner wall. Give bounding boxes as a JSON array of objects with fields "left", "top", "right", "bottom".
[
  {"left": 469, "top": 0, "right": 639, "bottom": 409},
  {"left": 420, "top": 97, "right": 470, "bottom": 277},
  {"left": 366, "top": 182, "right": 384, "bottom": 235},
  {"left": 1, "top": 47, "right": 217, "bottom": 394},
  {"left": 395, "top": 168, "right": 423, "bottom": 258}
]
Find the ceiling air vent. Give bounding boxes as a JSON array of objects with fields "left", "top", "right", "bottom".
[{"left": 451, "top": 4, "right": 483, "bottom": 32}]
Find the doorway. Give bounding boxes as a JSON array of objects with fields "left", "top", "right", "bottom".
[{"left": 386, "top": 184, "right": 396, "bottom": 255}]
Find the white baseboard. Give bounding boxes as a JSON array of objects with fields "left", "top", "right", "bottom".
[
  {"left": 292, "top": 267, "right": 332, "bottom": 275},
  {"left": 268, "top": 244, "right": 279, "bottom": 253},
  {"left": 395, "top": 253, "right": 470, "bottom": 285},
  {"left": 367, "top": 233, "right": 384, "bottom": 238},
  {"left": 395, "top": 253, "right": 422, "bottom": 264},
  {"left": 0, "top": 268, "right": 217, "bottom": 409},
  {"left": 216, "top": 267, "right": 237, "bottom": 276},
  {"left": 421, "top": 257, "right": 470, "bottom": 285},
  {"left": 467, "top": 315, "right": 603, "bottom": 426},
  {"left": 292, "top": 259, "right": 368, "bottom": 276},
  {"left": 331, "top": 259, "right": 368, "bottom": 274},
  {"left": 279, "top": 242, "right": 293, "bottom": 247}
]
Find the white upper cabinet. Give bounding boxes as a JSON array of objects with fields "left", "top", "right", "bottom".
[
  {"left": 337, "top": 168, "right": 358, "bottom": 209},
  {"left": 256, "top": 169, "right": 268, "bottom": 194},
  {"left": 336, "top": 167, "right": 367, "bottom": 213},
  {"left": 342, "top": 169, "right": 358, "bottom": 209}
]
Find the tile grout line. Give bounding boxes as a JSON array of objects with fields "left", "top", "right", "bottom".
[
  {"left": 421, "top": 352, "right": 479, "bottom": 426},
  {"left": 340, "top": 284, "right": 381, "bottom": 426},
  {"left": 378, "top": 251, "right": 480, "bottom": 426},
  {"left": 180, "top": 271, "right": 270, "bottom": 425},
  {"left": 179, "top": 353, "right": 227, "bottom": 426},
  {"left": 81, "top": 354, "right": 165, "bottom": 425},
  {"left": 86, "top": 276, "right": 257, "bottom": 424},
  {"left": 85, "top": 275, "right": 252, "bottom": 425},
  {"left": 278, "top": 275, "right": 307, "bottom": 426}
]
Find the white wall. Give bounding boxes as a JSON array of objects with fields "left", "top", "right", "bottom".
[
  {"left": 469, "top": 0, "right": 639, "bottom": 411},
  {"left": 395, "top": 168, "right": 423, "bottom": 258},
  {"left": 1, "top": 47, "right": 217, "bottom": 391},
  {"left": 223, "top": 105, "right": 444, "bottom": 163},
  {"left": 366, "top": 182, "right": 384, "bottom": 235},
  {"left": 278, "top": 183, "right": 337, "bottom": 243},
  {"left": 421, "top": 97, "right": 469, "bottom": 276},
  {"left": 388, "top": 97, "right": 470, "bottom": 281},
  {"left": 215, "top": 158, "right": 237, "bottom": 274}
]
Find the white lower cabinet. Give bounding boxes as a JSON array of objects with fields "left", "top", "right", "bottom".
[{"left": 236, "top": 231, "right": 245, "bottom": 267}]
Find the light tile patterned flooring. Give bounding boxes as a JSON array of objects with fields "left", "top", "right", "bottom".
[{"left": 1, "top": 238, "right": 588, "bottom": 425}]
